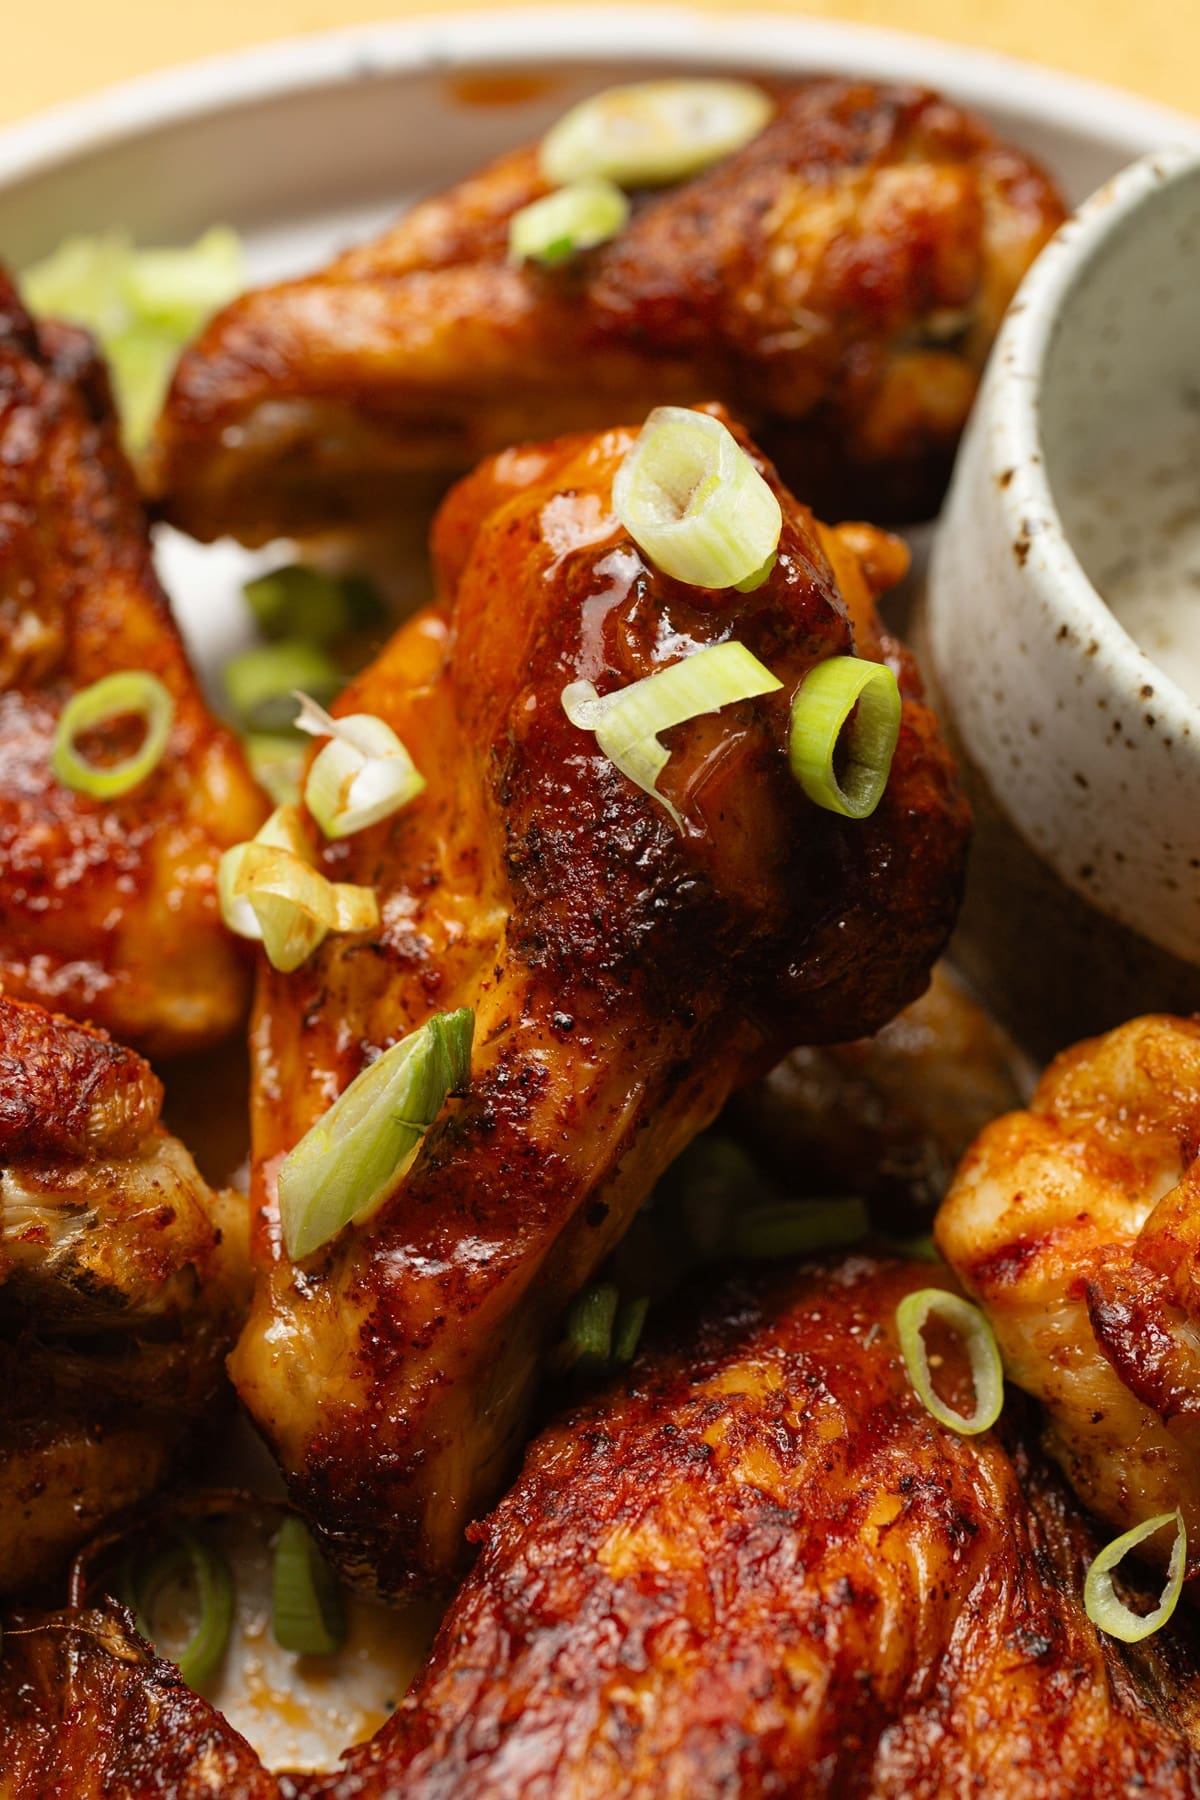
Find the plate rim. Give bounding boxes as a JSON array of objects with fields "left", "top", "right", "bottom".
[{"left": 0, "top": 5, "right": 1196, "bottom": 194}]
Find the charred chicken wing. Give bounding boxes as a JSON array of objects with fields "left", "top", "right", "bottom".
[
  {"left": 937, "top": 1013, "right": 1200, "bottom": 1572},
  {"left": 230, "top": 415, "right": 968, "bottom": 1599},
  {"left": 0, "top": 995, "right": 249, "bottom": 1592},
  {"left": 149, "top": 78, "right": 1064, "bottom": 544},
  {"left": 309, "top": 1256, "right": 1200, "bottom": 1800},
  {"left": 0, "top": 274, "right": 265, "bottom": 1054}
]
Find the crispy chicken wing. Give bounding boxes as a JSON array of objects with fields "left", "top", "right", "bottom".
[
  {"left": 0, "top": 273, "right": 265, "bottom": 1054},
  {"left": 308, "top": 1255, "right": 1200, "bottom": 1800},
  {"left": 149, "top": 79, "right": 1064, "bottom": 544},
  {"left": 0, "top": 995, "right": 249, "bottom": 1592},
  {"left": 937, "top": 1014, "right": 1200, "bottom": 1571},
  {"left": 230, "top": 417, "right": 969, "bottom": 1598}
]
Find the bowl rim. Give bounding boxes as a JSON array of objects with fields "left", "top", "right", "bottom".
[
  {"left": 989, "top": 143, "right": 1200, "bottom": 732},
  {"left": 0, "top": 5, "right": 1196, "bottom": 193}
]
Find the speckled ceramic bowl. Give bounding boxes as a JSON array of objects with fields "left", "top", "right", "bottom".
[{"left": 924, "top": 145, "right": 1200, "bottom": 1058}]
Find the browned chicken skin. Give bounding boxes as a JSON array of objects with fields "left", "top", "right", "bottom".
[
  {"left": 0, "top": 995, "right": 249, "bottom": 1592},
  {"left": 306, "top": 1256, "right": 1200, "bottom": 1800},
  {"left": 229, "top": 414, "right": 968, "bottom": 1599},
  {"left": 149, "top": 79, "right": 1065, "bottom": 543},
  {"left": 0, "top": 273, "right": 265, "bottom": 1054}
]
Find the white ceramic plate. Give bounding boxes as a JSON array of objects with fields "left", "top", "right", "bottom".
[{"left": 0, "top": 8, "right": 1195, "bottom": 1776}]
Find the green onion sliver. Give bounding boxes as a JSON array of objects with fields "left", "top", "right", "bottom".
[
  {"left": 562, "top": 639, "right": 781, "bottom": 828},
  {"left": 895, "top": 1288, "right": 1004, "bottom": 1437},
  {"left": 509, "top": 178, "right": 630, "bottom": 266},
  {"left": 613, "top": 406, "right": 782, "bottom": 590},
  {"left": 51, "top": 671, "right": 174, "bottom": 800},
  {"left": 1084, "top": 1512, "right": 1187, "bottom": 1644},
  {"left": 243, "top": 564, "right": 382, "bottom": 646},
  {"left": 272, "top": 1516, "right": 345, "bottom": 1657},
  {"left": 611, "top": 1295, "right": 649, "bottom": 1365},
  {"left": 733, "top": 1197, "right": 869, "bottom": 1261},
  {"left": 245, "top": 732, "right": 306, "bottom": 805},
  {"left": 278, "top": 1007, "right": 474, "bottom": 1260},
  {"left": 218, "top": 803, "right": 378, "bottom": 970},
  {"left": 789, "top": 656, "right": 901, "bottom": 820},
  {"left": 540, "top": 79, "right": 773, "bottom": 188},
  {"left": 296, "top": 694, "right": 425, "bottom": 839},
  {"left": 565, "top": 1283, "right": 620, "bottom": 1365},
  {"left": 223, "top": 641, "right": 340, "bottom": 734},
  {"left": 125, "top": 1527, "right": 235, "bottom": 1690}
]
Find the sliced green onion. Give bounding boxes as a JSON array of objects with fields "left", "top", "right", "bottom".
[
  {"left": 278, "top": 1007, "right": 474, "bottom": 1260},
  {"left": 218, "top": 803, "right": 314, "bottom": 941},
  {"left": 733, "top": 1197, "right": 869, "bottom": 1261},
  {"left": 243, "top": 565, "right": 383, "bottom": 646},
  {"left": 272, "top": 1516, "right": 345, "bottom": 1657},
  {"left": 733, "top": 550, "right": 777, "bottom": 594},
  {"left": 218, "top": 805, "right": 378, "bottom": 970},
  {"left": 509, "top": 177, "right": 630, "bottom": 266},
  {"left": 564, "top": 1283, "right": 620, "bottom": 1365},
  {"left": 119, "top": 226, "right": 243, "bottom": 336},
  {"left": 896, "top": 1288, "right": 1004, "bottom": 1436},
  {"left": 540, "top": 79, "right": 773, "bottom": 188},
  {"left": 789, "top": 656, "right": 901, "bottom": 820},
  {"left": 223, "top": 642, "right": 340, "bottom": 734},
  {"left": 613, "top": 407, "right": 782, "bottom": 590},
  {"left": 51, "top": 670, "right": 174, "bottom": 800},
  {"left": 1084, "top": 1512, "right": 1187, "bottom": 1644},
  {"left": 295, "top": 694, "right": 425, "bottom": 839},
  {"left": 611, "top": 1295, "right": 649, "bottom": 1365},
  {"left": 245, "top": 732, "right": 306, "bottom": 805},
  {"left": 123, "top": 1527, "right": 235, "bottom": 1690},
  {"left": 562, "top": 639, "right": 780, "bottom": 828}
]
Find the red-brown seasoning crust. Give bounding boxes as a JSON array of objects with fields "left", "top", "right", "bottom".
[
  {"left": 0, "top": 993, "right": 162, "bottom": 1161},
  {"left": 148, "top": 79, "right": 1065, "bottom": 543},
  {"left": 0, "top": 271, "right": 266, "bottom": 1055},
  {"left": 306, "top": 1256, "right": 1200, "bottom": 1800}
]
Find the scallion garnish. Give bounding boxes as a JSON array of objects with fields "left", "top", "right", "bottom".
[
  {"left": 278, "top": 1007, "right": 474, "bottom": 1260},
  {"left": 562, "top": 639, "right": 781, "bottom": 828},
  {"left": 123, "top": 1527, "right": 235, "bottom": 1690},
  {"left": 223, "top": 642, "right": 340, "bottom": 735},
  {"left": 245, "top": 732, "right": 306, "bottom": 806},
  {"left": 509, "top": 178, "right": 630, "bottom": 266},
  {"left": 243, "top": 565, "right": 383, "bottom": 646},
  {"left": 789, "top": 656, "right": 901, "bottom": 820},
  {"left": 51, "top": 670, "right": 175, "bottom": 800},
  {"left": 895, "top": 1288, "right": 1004, "bottom": 1437},
  {"left": 612, "top": 407, "right": 783, "bottom": 590},
  {"left": 272, "top": 1516, "right": 345, "bottom": 1657},
  {"left": 611, "top": 1295, "right": 649, "bottom": 1365},
  {"left": 1083, "top": 1512, "right": 1187, "bottom": 1644},
  {"left": 295, "top": 694, "right": 425, "bottom": 840},
  {"left": 732, "top": 1197, "right": 869, "bottom": 1261},
  {"left": 540, "top": 79, "right": 773, "bottom": 188},
  {"left": 218, "top": 804, "right": 379, "bottom": 971},
  {"left": 564, "top": 1283, "right": 621, "bottom": 1366}
]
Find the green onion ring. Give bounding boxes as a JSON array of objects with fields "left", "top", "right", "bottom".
[
  {"left": 124, "top": 1527, "right": 235, "bottom": 1689},
  {"left": 51, "top": 671, "right": 174, "bottom": 800},
  {"left": 564, "top": 1283, "right": 620, "bottom": 1365},
  {"left": 272, "top": 1516, "right": 345, "bottom": 1657},
  {"left": 895, "top": 1287, "right": 1004, "bottom": 1436},
  {"left": 1084, "top": 1512, "right": 1187, "bottom": 1644},
  {"left": 509, "top": 178, "right": 630, "bottom": 266},
  {"left": 540, "top": 79, "right": 773, "bottom": 188},
  {"left": 789, "top": 656, "right": 901, "bottom": 820}
]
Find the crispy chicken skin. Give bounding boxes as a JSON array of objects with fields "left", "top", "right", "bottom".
[
  {"left": 0, "top": 1604, "right": 277, "bottom": 1800},
  {"left": 0, "top": 995, "right": 250, "bottom": 1592},
  {"left": 937, "top": 1014, "right": 1200, "bottom": 1572},
  {"left": 0, "top": 273, "right": 265, "bottom": 1054},
  {"left": 230, "top": 416, "right": 969, "bottom": 1599},
  {"left": 307, "top": 1256, "right": 1200, "bottom": 1800},
  {"left": 149, "top": 78, "right": 1065, "bottom": 544}
]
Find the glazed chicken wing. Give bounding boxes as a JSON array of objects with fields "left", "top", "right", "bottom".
[
  {"left": 0, "top": 995, "right": 249, "bottom": 1592},
  {"left": 0, "top": 273, "right": 265, "bottom": 1054},
  {"left": 149, "top": 78, "right": 1064, "bottom": 544},
  {"left": 230, "top": 416, "right": 968, "bottom": 1598},
  {"left": 937, "top": 1013, "right": 1200, "bottom": 1571},
  {"left": 308, "top": 1256, "right": 1200, "bottom": 1800}
]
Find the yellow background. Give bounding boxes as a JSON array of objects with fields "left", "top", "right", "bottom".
[{"left": 2, "top": 1, "right": 1195, "bottom": 126}]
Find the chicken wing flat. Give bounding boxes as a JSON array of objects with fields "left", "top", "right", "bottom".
[
  {"left": 937, "top": 1013, "right": 1200, "bottom": 1572},
  {"left": 0, "top": 274, "right": 265, "bottom": 1054},
  {"left": 306, "top": 1255, "right": 1200, "bottom": 1800},
  {"left": 149, "top": 78, "right": 1065, "bottom": 545},
  {"left": 230, "top": 416, "right": 969, "bottom": 1599},
  {"left": 0, "top": 995, "right": 249, "bottom": 1592}
]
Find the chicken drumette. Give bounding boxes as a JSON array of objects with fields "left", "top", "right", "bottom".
[
  {"left": 0, "top": 273, "right": 265, "bottom": 1055},
  {"left": 230, "top": 413, "right": 969, "bottom": 1599},
  {"left": 149, "top": 78, "right": 1064, "bottom": 544}
]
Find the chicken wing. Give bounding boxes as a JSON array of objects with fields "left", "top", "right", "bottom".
[
  {"left": 0, "top": 274, "right": 265, "bottom": 1054},
  {"left": 149, "top": 78, "right": 1064, "bottom": 545},
  {"left": 308, "top": 1255, "right": 1200, "bottom": 1800},
  {"left": 937, "top": 1013, "right": 1200, "bottom": 1571},
  {"left": 0, "top": 995, "right": 250, "bottom": 1592},
  {"left": 229, "top": 414, "right": 968, "bottom": 1599}
]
